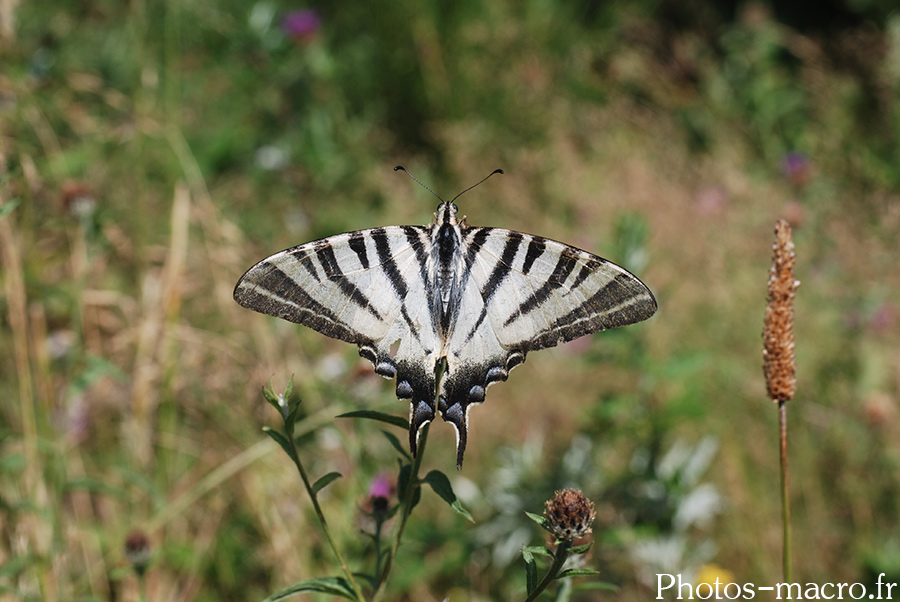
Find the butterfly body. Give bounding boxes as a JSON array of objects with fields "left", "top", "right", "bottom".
[{"left": 235, "top": 196, "right": 657, "bottom": 467}]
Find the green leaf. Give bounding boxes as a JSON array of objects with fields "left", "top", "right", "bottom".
[
  {"left": 338, "top": 410, "right": 408, "bottom": 429},
  {"left": 285, "top": 378, "right": 305, "bottom": 417},
  {"left": 283, "top": 376, "right": 294, "bottom": 403},
  {"left": 283, "top": 404, "right": 302, "bottom": 438},
  {"left": 569, "top": 542, "right": 593, "bottom": 555},
  {"left": 263, "top": 377, "right": 301, "bottom": 423},
  {"left": 261, "top": 386, "right": 278, "bottom": 405},
  {"left": 525, "top": 511, "right": 549, "bottom": 529},
  {"left": 522, "top": 547, "right": 538, "bottom": 594},
  {"left": 573, "top": 581, "right": 619, "bottom": 592},
  {"left": 262, "top": 384, "right": 283, "bottom": 413},
  {"left": 0, "top": 452, "right": 25, "bottom": 473},
  {"left": 312, "top": 472, "right": 342, "bottom": 494},
  {"left": 397, "top": 463, "right": 421, "bottom": 510},
  {"left": 557, "top": 568, "right": 601, "bottom": 579},
  {"left": 62, "top": 477, "right": 128, "bottom": 499},
  {"left": 354, "top": 571, "right": 377, "bottom": 590},
  {"left": 262, "top": 427, "right": 295, "bottom": 460},
  {"left": 261, "top": 576, "right": 359, "bottom": 601},
  {"left": 522, "top": 545, "right": 554, "bottom": 558},
  {"left": 0, "top": 199, "right": 19, "bottom": 220},
  {"left": 0, "top": 553, "right": 30, "bottom": 578},
  {"left": 423, "top": 470, "right": 474, "bottom": 522},
  {"left": 380, "top": 430, "right": 411, "bottom": 459}
]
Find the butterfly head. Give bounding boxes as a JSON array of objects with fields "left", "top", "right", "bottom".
[{"left": 435, "top": 201, "right": 460, "bottom": 226}]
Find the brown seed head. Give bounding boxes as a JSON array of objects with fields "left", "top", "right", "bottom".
[
  {"left": 61, "top": 180, "right": 97, "bottom": 219},
  {"left": 543, "top": 488, "right": 596, "bottom": 541},
  {"left": 124, "top": 529, "right": 151, "bottom": 576},
  {"left": 763, "top": 220, "right": 799, "bottom": 402}
]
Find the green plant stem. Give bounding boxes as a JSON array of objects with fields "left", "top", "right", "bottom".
[
  {"left": 524, "top": 541, "right": 571, "bottom": 602},
  {"left": 371, "top": 423, "right": 430, "bottom": 602},
  {"left": 138, "top": 572, "right": 147, "bottom": 602},
  {"left": 287, "top": 430, "right": 367, "bottom": 602},
  {"left": 779, "top": 400, "right": 792, "bottom": 582},
  {"left": 373, "top": 517, "right": 384, "bottom": 579}
]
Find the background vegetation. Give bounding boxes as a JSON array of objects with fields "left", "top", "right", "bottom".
[{"left": 2, "top": 0, "right": 899, "bottom": 600}]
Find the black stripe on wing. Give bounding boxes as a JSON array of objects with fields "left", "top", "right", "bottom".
[
  {"left": 348, "top": 231, "right": 370, "bottom": 269},
  {"left": 514, "top": 270, "right": 657, "bottom": 350},
  {"left": 502, "top": 246, "right": 580, "bottom": 327},
  {"left": 372, "top": 227, "right": 409, "bottom": 298},
  {"left": 480, "top": 231, "right": 523, "bottom": 302},
  {"left": 402, "top": 225, "right": 435, "bottom": 317},
  {"left": 233, "top": 262, "right": 363, "bottom": 343},
  {"left": 314, "top": 241, "right": 382, "bottom": 320},
  {"left": 521, "top": 236, "right": 546, "bottom": 274},
  {"left": 462, "top": 230, "right": 522, "bottom": 344}
]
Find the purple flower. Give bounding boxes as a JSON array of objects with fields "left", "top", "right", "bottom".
[
  {"left": 369, "top": 473, "right": 392, "bottom": 499},
  {"left": 281, "top": 9, "right": 320, "bottom": 42},
  {"left": 780, "top": 151, "right": 812, "bottom": 186},
  {"left": 366, "top": 473, "right": 394, "bottom": 517}
]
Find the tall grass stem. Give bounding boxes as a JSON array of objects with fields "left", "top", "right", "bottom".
[
  {"left": 779, "top": 400, "right": 791, "bottom": 582},
  {"left": 1, "top": 208, "right": 51, "bottom": 594}
]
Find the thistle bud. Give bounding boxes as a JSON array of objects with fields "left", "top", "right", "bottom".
[
  {"left": 364, "top": 473, "right": 394, "bottom": 518},
  {"left": 543, "top": 488, "right": 596, "bottom": 542}
]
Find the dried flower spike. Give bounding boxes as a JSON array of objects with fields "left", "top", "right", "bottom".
[
  {"left": 543, "top": 488, "right": 596, "bottom": 541},
  {"left": 763, "top": 220, "right": 799, "bottom": 402}
]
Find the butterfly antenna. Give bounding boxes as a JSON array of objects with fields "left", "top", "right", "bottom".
[
  {"left": 450, "top": 169, "right": 504, "bottom": 203},
  {"left": 394, "top": 165, "right": 444, "bottom": 203}
]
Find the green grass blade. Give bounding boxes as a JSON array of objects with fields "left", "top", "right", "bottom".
[{"left": 338, "top": 410, "right": 408, "bottom": 429}]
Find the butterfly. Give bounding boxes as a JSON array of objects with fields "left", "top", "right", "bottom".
[{"left": 234, "top": 168, "right": 657, "bottom": 467}]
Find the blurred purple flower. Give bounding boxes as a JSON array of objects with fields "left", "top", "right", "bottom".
[
  {"left": 281, "top": 9, "right": 320, "bottom": 42},
  {"left": 694, "top": 186, "right": 729, "bottom": 217},
  {"left": 869, "top": 303, "right": 896, "bottom": 333},
  {"left": 369, "top": 473, "right": 392, "bottom": 499},
  {"left": 780, "top": 151, "right": 812, "bottom": 187},
  {"left": 366, "top": 473, "right": 394, "bottom": 517}
]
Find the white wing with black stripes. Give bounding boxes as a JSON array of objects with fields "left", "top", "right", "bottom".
[
  {"left": 233, "top": 225, "right": 446, "bottom": 456},
  {"left": 234, "top": 196, "right": 657, "bottom": 467}
]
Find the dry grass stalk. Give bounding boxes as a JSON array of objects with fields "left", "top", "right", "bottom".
[
  {"left": 129, "top": 183, "right": 191, "bottom": 467},
  {"left": 763, "top": 219, "right": 799, "bottom": 402}
]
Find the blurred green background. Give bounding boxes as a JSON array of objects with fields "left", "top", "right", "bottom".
[{"left": 2, "top": 0, "right": 899, "bottom": 600}]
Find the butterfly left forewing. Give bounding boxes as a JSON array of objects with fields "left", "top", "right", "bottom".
[
  {"left": 234, "top": 225, "right": 443, "bottom": 453},
  {"left": 235, "top": 230, "right": 390, "bottom": 342}
]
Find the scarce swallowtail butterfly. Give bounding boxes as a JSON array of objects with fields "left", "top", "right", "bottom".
[{"left": 234, "top": 168, "right": 657, "bottom": 467}]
